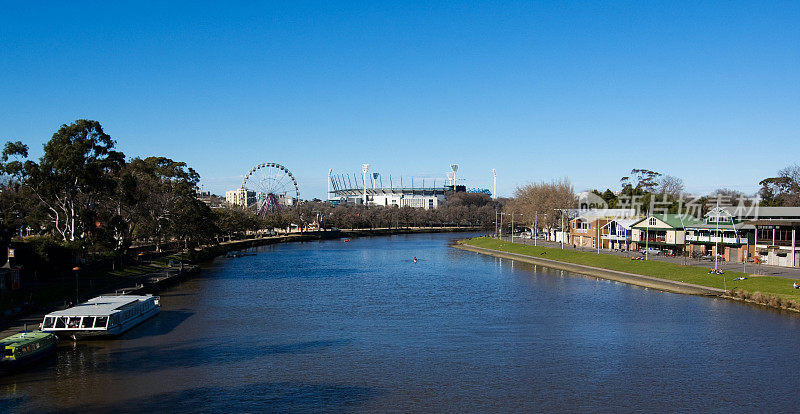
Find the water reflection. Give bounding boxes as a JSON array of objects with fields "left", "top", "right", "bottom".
[{"left": 2, "top": 233, "right": 800, "bottom": 412}]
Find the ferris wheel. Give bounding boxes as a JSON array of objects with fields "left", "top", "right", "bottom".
[{"left": 241, "top": 162, "right": 300, "bottom": 215}]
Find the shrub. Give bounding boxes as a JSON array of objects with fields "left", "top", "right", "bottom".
[{"left": 10, "top": 235, "right": 79, "bottom": 277}]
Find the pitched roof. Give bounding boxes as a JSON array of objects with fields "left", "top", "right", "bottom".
[
  {"left": 574, "top": 209, "right": 639, "bottom": 221},
  {"left": 719, "top": 206, "right": 800, "bottom": 219},
  {"left": 600, "top": 218, "right": 639, "bottom": 229},
  {"left": 632, "top": 214, "right": 704, "bottom": 229}
]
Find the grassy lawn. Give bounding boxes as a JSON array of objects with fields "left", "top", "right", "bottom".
[{"left": 465, "top": 237, "right": 800, "bottom": 302}]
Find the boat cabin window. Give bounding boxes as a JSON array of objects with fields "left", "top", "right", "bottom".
[
  {"left": 94, "top": 317, "right": 108, "bottom": 328},
  {"left": 81, "top": 317, "right": 95, "bottom": 328},
  {"left": 68, "top": 317, "right": 81, "bottom": 328},
  {"left": 55, "top": 317, "right": 67, "bottom": 329},
  {"left": 43, "top": 317, "right": 55, "bottom": 329}
]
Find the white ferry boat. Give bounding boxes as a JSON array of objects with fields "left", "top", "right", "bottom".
[{"left": 40, "top": 295, "right": 160, "bottom": 337}]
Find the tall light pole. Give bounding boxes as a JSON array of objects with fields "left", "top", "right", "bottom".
[
  {"left": 714, "top": 199, "right": 720, "bottom": 272},
  {"left": 534, "top": 211, "right": 538, "bottom": 246},
  {"left": 492, "top": 168, "right": 497, "bottom": 200},
  {"left": 450, "top": 164, "right": 459, "bottom": 190},
  {"left": 361, "top": 164, "right": 370, "bottom": 206},
  {"left": 327, "top": 168, "right": 332, "bottom": 201}
]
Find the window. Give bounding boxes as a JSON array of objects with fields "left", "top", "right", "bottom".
[
  {"left": 42, "top": 317, "right": 55, "bottom": 329},
  {"left": 81, "top": 317, "right": 95, "bottom": 328},
  {"left": 94, "top": 317, "right": 108, "bottom": 328},
  {"left": 649, "top": 218, "right": 656, "bottom": 226},
  {"left": 55, "top": 317, "right": 66, "bottom": 329}
]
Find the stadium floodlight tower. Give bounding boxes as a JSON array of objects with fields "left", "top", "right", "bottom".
[
  {"left": 450, "top": 164, "right": 459, "bottom": 188},
  {"left": 327, "top": 168, "right": 332, "bottom": 201},
  {"left": 361, "top": 164, "right": 370, "bottom": 205},
  {"left": 372, "top": 172, "right": 379, "bottom": 190},
  {"left": 492, "top": 168, "right": 497, "bottom": 199}
]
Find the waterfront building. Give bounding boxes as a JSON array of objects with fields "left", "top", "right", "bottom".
[
  {"left": 744, "top": 207, "right": 800, "bottom": 267},
  {"left": 679, "top": 206, "right": 800, "bottom": 266},
  {"left": 683, "top": 207, "right": 754, "bottom": 262},
  {"left": 569, "top": 209, "right": 638, "bottom": 249},
  {"left": 599, "top": 218, "right": 638, "bottom": 250},
  {"left": 630, "top": 214, "right": 703, "bottom": 255}
]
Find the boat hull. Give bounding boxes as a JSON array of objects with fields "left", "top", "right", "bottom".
[{"left": 1, "top": 333, "right": 59, "bottom": 373}]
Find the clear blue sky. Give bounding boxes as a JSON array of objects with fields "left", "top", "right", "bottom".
[{"left": 2, "top": 1, "right": 798, "bottom": 199}]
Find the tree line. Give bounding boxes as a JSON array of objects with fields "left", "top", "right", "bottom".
[
  {"left": 0, "top": 120, "right": 499, "bottom": 271},
  {"left": 504, "top": 164, "right": 800, "bottom": 233}
]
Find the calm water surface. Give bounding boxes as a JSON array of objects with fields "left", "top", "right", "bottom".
[{"left": 2, "top": 233, "right": 800, "bottom": 412}]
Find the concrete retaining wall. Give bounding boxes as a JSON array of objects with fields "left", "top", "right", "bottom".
[{"left": 454, "top": 243, "right": 723, "bottom": 296}]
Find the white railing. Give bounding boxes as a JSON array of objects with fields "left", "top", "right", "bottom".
[
  {"left": 686, "top": 235, "right": 709, "bottom": 242},
  {"left": 601, "top": 235, "right": 628, "bottom": 241},
  {"left": 686, "top": 235, "right": 746, "bottom": 244},
  {"left": 575, "top": 229, "right": 588, "bottom": 234}
]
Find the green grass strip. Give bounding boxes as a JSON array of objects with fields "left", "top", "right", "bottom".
[{"left": 465, "top": 237, "right": 800, "bottom": 301}]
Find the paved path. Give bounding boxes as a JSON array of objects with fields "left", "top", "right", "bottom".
[{"left": 495, "top": 236, "right": 800, "bottom": 279}]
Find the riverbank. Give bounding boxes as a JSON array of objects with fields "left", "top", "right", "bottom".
[{"left": 458, "top": 237, "right": 800, "bottom": 312}]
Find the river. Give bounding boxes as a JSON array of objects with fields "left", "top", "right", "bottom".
[{"left": 2, "top": 233, "right": 800, "bottom": 412}]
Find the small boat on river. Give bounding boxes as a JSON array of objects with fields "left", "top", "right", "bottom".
[
  {"left": 1, "top": 330, "right": 59, "bottom": 371},
  {"left": 40, "top": 295, "right": 160, "bottom": 338},
  {"left": 226, "top": 251, "right": 255, "bottom": 258}
]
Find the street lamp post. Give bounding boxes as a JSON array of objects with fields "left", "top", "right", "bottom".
[
  {"left": 714, "top": 200, "right": 720, "bottom": 272},
  {"left": 554, "top": 209, "right": 566, "bottom": 249},
  {"left": 645, "top": 218, "right": 649, "bottom": 261},
  {"left": 72, "top": 266, "right": 80, "bottom": 305},
  {"left": 495, "top": 209, "right": 498, "bottom": 238}
]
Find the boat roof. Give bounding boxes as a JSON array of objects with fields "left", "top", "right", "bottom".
[
  {"left": 45, "top": 295, "right": 154, "bottom": 317},
  {"left": 1, "top": 331, "right": 54, "bottom": 347}
]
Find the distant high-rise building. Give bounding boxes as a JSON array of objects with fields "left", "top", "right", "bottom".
[{"left": 225, "top": 188, "right": 256, "bottom": 207}]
